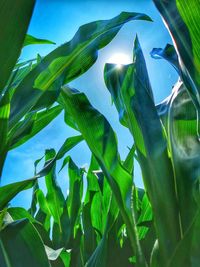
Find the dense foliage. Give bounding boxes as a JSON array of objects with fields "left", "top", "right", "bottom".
[{"left": 0, "top": 1, "right": 199, "bottom": 266}]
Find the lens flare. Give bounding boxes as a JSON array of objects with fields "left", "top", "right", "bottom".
[{"left": 107, "top": 53, "right": 131, "bottom": 68}]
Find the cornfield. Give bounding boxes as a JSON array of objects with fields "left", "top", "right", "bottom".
[{"left": 0, "top": 1, "right": 200, "bottom": 266}]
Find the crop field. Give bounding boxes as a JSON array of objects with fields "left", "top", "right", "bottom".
[{"left": 0, "top": 0, "right": 199, "bottom": 266}]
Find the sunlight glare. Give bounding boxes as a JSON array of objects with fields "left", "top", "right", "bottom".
[{"left": 107, "top": 53, "right": 131, "bottom": 69}]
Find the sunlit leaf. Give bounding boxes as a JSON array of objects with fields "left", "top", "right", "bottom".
[
  {"left": 44, "top": 149, "right": 65, "bottom": 229},
  {"left": 8, "top": 105, "right": 63, "bottom": 149},
  {"left": 9, "top": 12, "right": 151, "bottom": 128},
  {"left": 104, "top": 36, "right": 181, "bottom": 263},
  {"left": 60, "top": 86, "right": 146, "bottom": 265},
  {"left": 0, "top": 177, "right": 37, "bottom": 210},
  {"left": 24, "top": 34, "right": 56, "bottom": 46},
  {"left": 38, "top": 135, "right": 83, "bottom": 177}
]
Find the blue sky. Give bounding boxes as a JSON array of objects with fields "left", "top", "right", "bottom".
[{"left": 2, "top": 0, "right": 178, "bottom": 207}]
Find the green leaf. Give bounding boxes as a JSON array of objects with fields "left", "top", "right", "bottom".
[
  {"left": 59, "top": 251, "right": 71, "bottom": 267},
  {"left": 60, "top": 87, "right": 146, "bottom": 266},
  {"left": 82, "top": 191, "right": 99, "bottom": 263},
  {"left": 24, "top": 34, "right": 56, "bottom": 46},
  {"left": 9, "top": 11, "right": 151, "bottom": 128},
  {"left": 153, "top": 0, "right": 200, "bottom": 129},
  {"left": 158, "top": 81, "right": 200, "bottom": 233},
  {"left": 9, "top": 63, "right": 34, "bottom": 93},
  {"left": 86, "top": 196, "right": 120, "bottom": 267},
  {"left": 168, "top": 211, "right": 200, "bottom": 267},
  {"left": 140, "top": 222, "right": 156, "bottom": 266},
  {"left": 59, "top": 156, "right": 71, "bottom": 173},
  {"left": 0, "top": 0, "right": 35, "bottom": 93},
  {"left": 33, "top": 221, "right": 54, "bottom": 248},
  {"left": 56, "top": 135, "right": 83, "bottom": 160},
  {"left": 29, "top": 157, "right": 43, "bottom": 216},
  {"left": 123, "top": 145, "right": 135, "bottom": 175},
  {"left": 38, "top": 135, "right": 83, "bottom": 177},
  {"left": 82, "top": 155, "right": 104, "bottom": 262},
  {"left": 8, "top": 105, "right": 63, "bottom": 149},
  {"left": 104, "top": 36, "right": 181, "bottom": 263},
  {"left": 137, "top": 194, "right": 152, "bottom": 240},
  {"left": 85, "top": 236, "right": 108, "bottom": 267},
  {"left": 8, "top": 207, "right": 37, "bottom": 223},
  {"left": 0, "top": 92, "right": 10, "bottom": 177},
  {"left": 35, "top": 189, "right": 51, "bottom": 232},
  {"left": 67, "top": 158, "right": 83, "bottom": 232},
  {"left": 106, "top": 216, "right": 134, "bottom": 267},
  {"left": 36, "top": 189, "right": 52, "bottom": 217},
  {"left": 0, "top": 219, "right": 51, "bottom": 267},
  {"left": 0, "top": 210, "right": 8, "bottom": 230},
  {"left": 52, "top": 204, "right": 71, "bottom": 249},
  {"left": 150, "top": 44, "right": 179, "bottom": 73},
  {"left": 14, "top": 58, "right": 37, "bottom": 70},
  {"left": 29, "top": 180, "right": 40, "bottom": 217},
  {"left": 68, "top": 226, "right": 84, "bottom": 267},
  {"left": 44, "top": 149, "right": 65, "bottom": 228},
  {"left": 0, "top": 177, "right": 37, "bottom": 210}
]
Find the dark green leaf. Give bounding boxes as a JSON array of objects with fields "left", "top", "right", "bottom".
[
  {"left": 168, "top": 211, "right": 200, "bottom": 267},
  {"left": 0, "top": 219, "right": 51, "bottom": 267},
  {"left": 150, "top": 44, "right": 179, "bottom": 73},
  {"left": 0, "top": 0, "right": 35, "bottom": 93},
  {"left": 0, "top": 92, "right": 10, "bottom": 177},
  {"left": 52, "top": 204, "right": 71, "bottom": 249}
]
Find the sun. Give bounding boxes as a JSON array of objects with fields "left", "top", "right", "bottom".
[{"left": 107, "top": 53, "right": 131, "bottom": 68}]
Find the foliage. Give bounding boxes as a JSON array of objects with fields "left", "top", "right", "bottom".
[{"left": 0, "top": 1, "right": 200, "bottom": 266}]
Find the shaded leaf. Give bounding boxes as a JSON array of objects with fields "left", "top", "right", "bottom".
[
  {"left": 153, "top": 0, "right": 200, "bottom": 131},
  {"left": 0, "top": 219, "right": 51, "bottom": 267},
  {"left": 150, "top": 44, "right": 179, "bottom": 73},
  {"left": 0, "top": 92, "right": 10, "bottom": 177},
  {"left": 157, "top": 81, "right": 200, "bottom": 233},
  {"left": 168, "top": 211, "right": 200, "bottom": 267},
  {"left": 0, "top": 0, "right": 35, "bottom": 93}
]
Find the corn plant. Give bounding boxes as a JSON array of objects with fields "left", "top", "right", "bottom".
[{"left": 0, "top": 0, "right": 200, "bottom": 267}]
